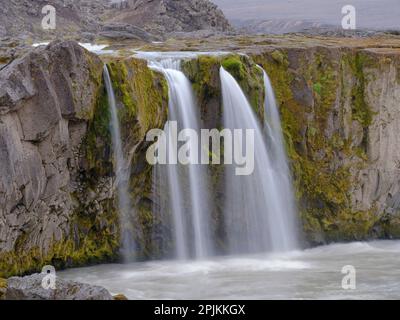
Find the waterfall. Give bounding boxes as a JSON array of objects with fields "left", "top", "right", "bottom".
[
  {"left": 144, "top": 57, "right": 213, "bottom": 259},
  {"left": 261, "top": 69, "right": 299, "bottom": 249},
  {"left": 220, "top": 66, "right": 298, "bottom": 253},
  {"left": 103, "top": 65, "right": 135, "bottom": 261}
]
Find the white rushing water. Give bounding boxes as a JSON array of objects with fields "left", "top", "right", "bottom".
[
  {"left": 143, "top": 55, "right": 213, "bottom": 259},
  {"left": 261, "top": 69, "right": 299, "bottom": 248},
  {"left": 220, "top": 67, "right": 298, "bottom": 253},
  {"left": 59, "top": 240, "right": 400, "bottom": 299},
  {"left": 103, "top": 66, "right": 135, "bottom": 260}
]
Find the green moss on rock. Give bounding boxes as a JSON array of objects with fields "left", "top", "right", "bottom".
[
  {"left": 104, "top": 56, "right": 169, "bottom": 260},
  {"left": 0, "top": 278, "right": 7, "bottom": 300},
  {"left": 222, "top": 56, "right": 246, "bottom": 80},
  {"left": 84, "top": 85, "right": 113, "bottom": 181},
  {"left": 107, "top": 57, "right": 168, "bottom": 140},
  {"left": 251, "top": 47, "right": 381, "bottom": 244},
  {"left": 182, "top": 54, "right": 265, "bottom": 122}
]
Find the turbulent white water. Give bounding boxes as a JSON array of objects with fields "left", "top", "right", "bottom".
[
  {"left": 59, "top": 240, "right": 400, "bottom": 299},
  {"left": 103, "top": 66, "right": 135, "bottom": 260},
  {"left": 220, "top": 67, "right": 298, "bottom": 253},
  {"left": 143, "top": 55, "right": 213, "bottom": 259}
]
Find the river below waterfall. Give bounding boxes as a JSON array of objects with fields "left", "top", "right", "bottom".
[{"left": 59, "top": 240, "right": 400, "bottom": 299}]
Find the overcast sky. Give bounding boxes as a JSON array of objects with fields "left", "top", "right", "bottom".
[{"left": 213, "top": 0, "right": 400, "bottom": 29}]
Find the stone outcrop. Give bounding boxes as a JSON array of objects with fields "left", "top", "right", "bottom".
[
  {"left": 0, "top": 40, "right": 169, "bottom": 277},
  {"left": 3, "top": 273, "right": 113, "bottom": 300},
  {"left": 0, "top": 41, "right": 119, "bottom": 277}
]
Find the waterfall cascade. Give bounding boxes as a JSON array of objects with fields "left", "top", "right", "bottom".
[
  {"left": 144, "top": 56, "right": 213, "bottom": 259},
  {"left": 108, "top": 53, "right": 299, "bottom": 261},
  {"left": 261, "top": 69, "right": 299, "bottom": 248},
  {"left": 103, "top": 65, "right": 135, "bottom": 261},
  {"left": 220, "top": 66, "right": 298, "bottom": 253}
]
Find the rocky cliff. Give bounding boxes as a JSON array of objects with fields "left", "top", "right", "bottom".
[
  {"left": 252, "top": 44, "right": 400, "bottom": 243},
  {"left": 0, "top": 41, "right": 168, "bottom": 277},
  {"left": 179, "top": 44, "right": 400, "bottom": 245},
  {"left": 1, "top": 36, "right": 400, "bottom": 277}
]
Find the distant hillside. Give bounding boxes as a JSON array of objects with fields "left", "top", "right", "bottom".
[
  {"left": 213, "top": 0, "right": 400, "bottom": 32},
  {"left": 0, "top": 0, "right": 232, "bottom": 41},
  {"left": 0, "top": 0, "right": 109, "bottom": 39},
  {"left": 108, "top": 0, "right": 233, "bottom": 36}
]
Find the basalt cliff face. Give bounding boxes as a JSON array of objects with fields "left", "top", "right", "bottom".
[{"left": 1, "top": 36, "right": 400, "bottom": 277}]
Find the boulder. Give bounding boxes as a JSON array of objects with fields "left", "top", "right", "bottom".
[{"left": 5, "top": 274, "right": 113, "bottom": 300}]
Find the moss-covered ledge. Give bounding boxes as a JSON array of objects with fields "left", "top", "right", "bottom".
[
  {"left": 251, "top": 46, "right": 400, "bottom": 244},
  {"left": 182, "top": 54, "right": 265, "bottom": 127},
  {"left": 104, "top": 56, "right": 169, "bottom": 260}
]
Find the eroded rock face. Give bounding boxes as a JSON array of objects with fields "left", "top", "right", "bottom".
[
  {"left": 4, "top": 273, "right": 113, "bottom": 300},
  {"left": 0, "top": 40, "right": 171, "bottom": 277},
  {"left": 110, "top": 0, "right": 234, "bottom": 36},
  {"left": 353, "top": 50, "right": 400, "bottom": 234},
  {"left": 0, "top": 41, "right": 119, "bottom": 277}
]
